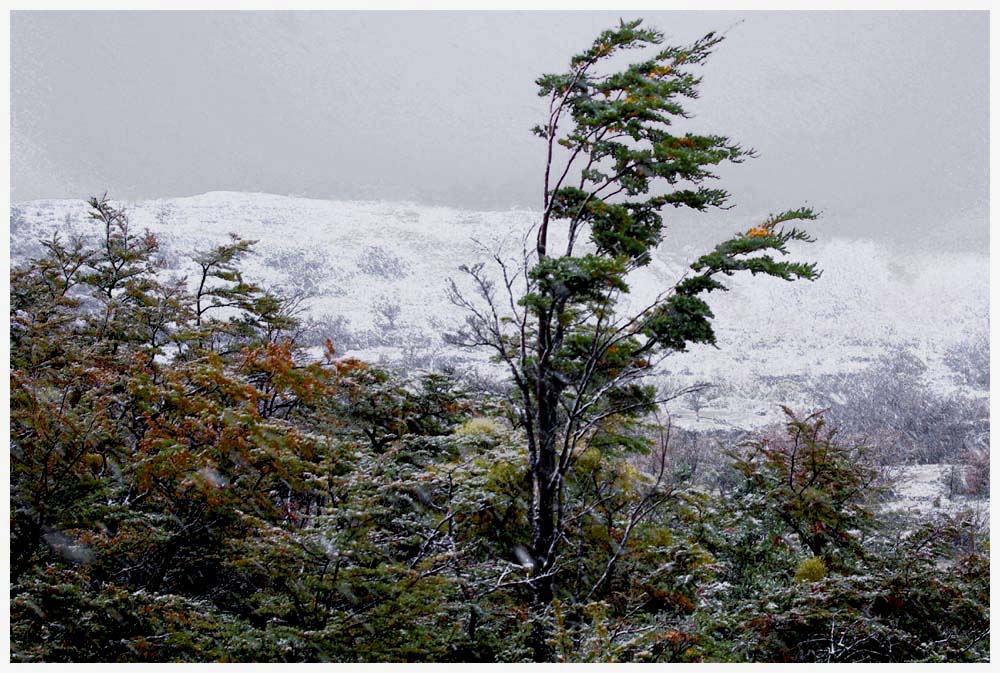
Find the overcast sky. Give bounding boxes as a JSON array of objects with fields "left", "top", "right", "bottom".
[{"left": 11, "top": 11, "right": 989, "bottom": 250}]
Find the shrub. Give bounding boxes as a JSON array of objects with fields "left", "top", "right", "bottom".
[
  {"left": 818, "top": 348, "right": 989, "bottom": 464},
  {"left": 357, "top": 245, "right": 410, "bottom": 279},
  {"left": 455, "top": 417, "right": 505, "bottom": 438},
  {"left": 793, "top": 556, "right": 826, "bottom": 582},
  {"left": 944, "top": 332, "right": 989, "bottom": 389}
]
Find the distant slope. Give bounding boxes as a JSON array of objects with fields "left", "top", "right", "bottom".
[{"left": 11, "top": 192, "right": 989, "bottom": 429}]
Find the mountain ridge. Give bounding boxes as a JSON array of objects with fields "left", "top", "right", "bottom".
[{"left": 11, "top": 191, "right": 988, "bottom": 429}]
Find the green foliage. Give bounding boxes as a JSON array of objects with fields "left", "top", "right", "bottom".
[
  {"left": 454, "top": 17, "right": 820, "bottom": 644},
  {"left": 9, "top": 19, "right": 989, "bottom": 664},
  {"left": 729, "top": 408, "right": 881, "bottom": 562},
  {"left": 455, "top": 416, "right": 505, "bottom": 437},
  {"left": 794, "top": 556, "right": 826, "bottom": 582},
  {"left": 725, "top": 525, "right": 989, "bottom": 662},
  {"left": 8, "top": 196, "right": 483, "bottom": 662},
  {"left": 8, "top": 203, "right": 990, "bottom": 663}
]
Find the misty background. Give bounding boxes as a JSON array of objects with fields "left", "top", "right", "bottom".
[{"left": 11, "top": 11, "right": 989, "bottom": 252}]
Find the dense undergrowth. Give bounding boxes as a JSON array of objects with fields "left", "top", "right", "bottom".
[{"left": 9, "top": 199, "right": 989, "bottom": 662}]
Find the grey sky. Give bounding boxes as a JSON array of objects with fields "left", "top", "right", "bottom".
[{"left": 11, "top": 11, "right": 989, "bottom": 250}]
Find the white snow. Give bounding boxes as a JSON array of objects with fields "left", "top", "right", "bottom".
[
  {"left": 885, "top": 464, "right": 990, "bottom": 524},
  {"left": 11, "top": 191, "right": 989, "bottom": 431}
]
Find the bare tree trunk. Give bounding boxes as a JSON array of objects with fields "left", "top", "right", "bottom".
[{"left": 529, "top": 332, "right": 562, "bottom": 660}]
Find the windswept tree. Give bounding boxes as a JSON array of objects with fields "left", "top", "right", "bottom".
[{"left": 449, "top": 18, "right": 820, "bottom": 625}]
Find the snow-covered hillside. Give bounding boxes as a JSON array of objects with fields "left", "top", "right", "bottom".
[{"left": 10, "top": 192, "right": 989, "bottom": 430}]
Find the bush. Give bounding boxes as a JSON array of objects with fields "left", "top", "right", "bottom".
[
  {"left": 817, "top": 348, "right": 989, "bottom": 464},
  {"left": 455, "top": 417, "right": 505, "bottom": 438},
  {"left": 944, "top": 333, "right": 989, "bottom": 389},
  {"left": 357, "top": 245, "right": 410, "bottom": 279},
  {"left": 729, "top": 408, "right": 881, "bottom": 561},
  {"left": 793, "top": 557, "right": 826, "bottom": 582}
]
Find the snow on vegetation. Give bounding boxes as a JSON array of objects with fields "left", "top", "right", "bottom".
[
  {"left": 10, "top": 191, "right": 989, "bottom": 434},
  {"left": 885, "top": 464, "right": 989, "bottom": 525}
]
